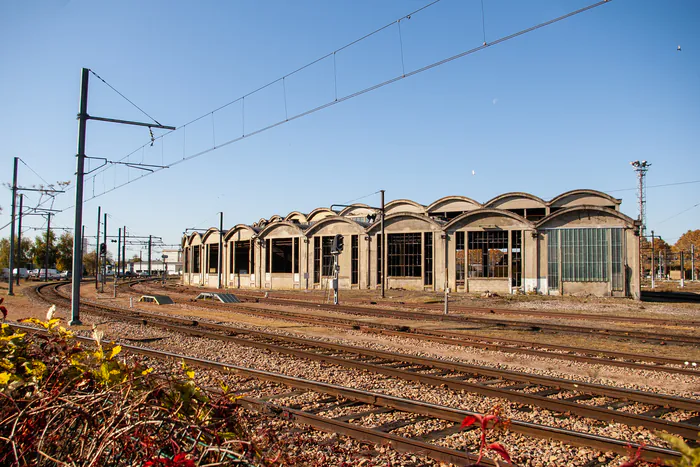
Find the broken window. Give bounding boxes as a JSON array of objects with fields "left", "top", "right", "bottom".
[
  {"left": 387, "top": 233, "right": 421, "bottom": 277},
  {"left": 234, "top": 241, "right": 250, "bottom": 274},
  {"left": 313, "top": 237, "right": 320, "bottom": 283},
  {"left": 376, "top": 235, "right": 382, "bottom": 285},
  {"left": 424, "top": 232, "right": 433, "bottom": 286},
  {"left": 192, "top": 246, "right": 200, "bottom": 274},
  {"left": 208, "top": 244, "right": 219, "bottom": 273},
  {"left": 351, "top": 235, "right": 359, "bottom": 285},
  {"left": 525, "top": 208, "right": 546, "bottom": 222},
  {"left": 271, "top": 238, "right": 293, "bottom": 273},
  {"left": 184, "top": 247, "right": 189, "bottom": 273},
  {"left": 468, "top": 231, "right": 508, "bottom": 278},
  {"left": 322, "top": 236, "right": 334, "bottom": 277},
  {"left": 611, "top": 229, "right": 623, "bottom": 291},
  {"left": 511, "top": 231, "right": 522, "bottom": 287},
  {"left": 547, "top": 231, "right": 559, "bottom": 290},
  {"left": 456, "top": 231, "right": 465, "bottom": 285},
  {"left": 265, "top": 239, "right": 271, "bottom": 273},
  {"left": 293, "top": 237, "right": 300, "bottom": 274}
]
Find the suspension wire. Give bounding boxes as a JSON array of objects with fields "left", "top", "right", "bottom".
[
  {"left": 606, "top": 180, "right": 700, "bottom": 193},
  {"left": 57, "top": 0, "right": 609, "bottom": 209},
  {"left": 18, "top": 158, "right": 52, "bottom": 187},
  {"left": 657, "top": 201, "right": 700, "bottom": 224},
  {"left": 398, "top": 19, "right": 406, "bottom": 77},
  {"left": 480, "top": 0, "right": 487, "bottom": 44},
  {"left": 342, "top": 190, "right": 382, "bottom": 205},
  {"left": 89, "top": 69, "right": 163, "bottom": 126}
]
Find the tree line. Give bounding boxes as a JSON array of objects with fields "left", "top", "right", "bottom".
[{"left": 0, "top": 232, "right": 136, "bottom": 275}]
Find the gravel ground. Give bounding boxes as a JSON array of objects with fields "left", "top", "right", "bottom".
[
  {"left": 13, "top": 284, "right": 697, "bottom": 466},
  {"left": 47, "top": 310, "right": 686, "bottom": 467}
]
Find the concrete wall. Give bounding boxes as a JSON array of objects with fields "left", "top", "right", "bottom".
[{"left": 182, "top": 192, "right": 640, "bottom": 299}]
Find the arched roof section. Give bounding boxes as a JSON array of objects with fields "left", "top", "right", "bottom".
[
  {"left": 427, "top": 195, "right": 482, "bottom": 213},
  {"left": 366, "top": 212, "right": 442, "bottom": 234},
  {"left": 549, "top": 189, "right": 621, "bottom": 209},
  {"left": 445, "top": 208, "right": 534, "bottom": 230},
  {"left": 187, "top": 232, "right": 202, "bottom": 246},
  {"left": 384, "top": 199, "right": 426, "bottom": 216},
  {"left": 258, "top": 220, "right": 305, "bottom": 238},
  {"left": 339, "top": 203, "right": 373, "bottom": 216},
  {"left": 484, "top": 192, "right": 546, "bottom": 209},
  {"left": 304, "top": 216, "right": 366, "bottom": 236},
  {"left": 181, "top": 235, "right": 188, "bottom": 248},
  {"left": 536, "top": 205, "right": 636, "bottom": 230},
  {"left": 284, "top": 211, "right": 308, "bottom": 223},
  {"left": 307, "top": 207, "right": 336, "bottom": 223},
  {"left": 223, "top": 224, "right": 258, "bottom": 242},
  {"left": 201, "top": 227, "right": 224, "bottom": 244},
  {"left": 268, "top": 214, "right": 283, "bottom": 223}
]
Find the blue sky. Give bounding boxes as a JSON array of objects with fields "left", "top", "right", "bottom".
[{"left": 1, "top": 0, "right": 698, "bottom": 259}]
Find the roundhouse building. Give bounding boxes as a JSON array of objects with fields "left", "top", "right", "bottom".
[{"left": 182, "top": 190, "right": 641, "bottom": 298}]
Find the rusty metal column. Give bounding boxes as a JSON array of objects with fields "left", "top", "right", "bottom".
[{"left": 650, "top": 231, "right": 655, "bottom": 289}]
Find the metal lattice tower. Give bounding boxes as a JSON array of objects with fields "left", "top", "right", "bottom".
[{"left": 630, "top": 160, "right": 651, "bottom": 236}]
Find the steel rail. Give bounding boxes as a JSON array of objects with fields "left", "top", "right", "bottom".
[
  {"left": 9, "top": 322, "right": 683, "bottom": 464},
  {"left": 232, "top": 290, "right": 700, "bottom": 327},
  {"left": 38, "top": 284, "right": 700, "bottom": 439},
  {"left": 244, "top": 296, "right": 700, "bottom": 345},
  {"left": 175, "top": 298, "right": 700, "bottom": 376}
]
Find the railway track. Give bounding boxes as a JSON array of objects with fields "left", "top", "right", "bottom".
[
  {"left": 11, "top": 314, "right": 685, "bottom": 466},
  {"left": 224, "top": 294, "right": 700, "bottom": 346},
  {"left": 32, "top": 284, "right": 700, "bottom": 452},
  {"left": 140, "top": 288, "right": 700, "bottom": 377},
  {"left": 45, "top": 283, "right": 700, "bottom": 441},
  {"left": 234, "top": 289, "right": 700, "bottom": 327}
]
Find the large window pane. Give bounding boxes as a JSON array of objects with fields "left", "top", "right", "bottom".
[
  {"left": 424, "top": 232, "right": 433, "bottom": 286},
  {"left": 560, "top": 228, "right": 608, "bottom": 282},
  {"left": 271, "top": 238, "right": 293, "bottom": 273},
  {"left": 467, "top": 231, "right": 508, "bottom": 278},
  {"left": 387, "top": 233, "right": 421, "bottom": 277}
]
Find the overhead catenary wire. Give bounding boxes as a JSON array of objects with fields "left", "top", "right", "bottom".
[
  {"left": 57, "top": 0, "right": 610, "bottom": 209},
  {"left": 657, "top": 201, "right": 700, "bottom": 225},
  {"left": 89, "top": 69, "right": 163, "bottom": 127},
  {"left": 342, "top": 190, "right": 382, "bottom": 205}
]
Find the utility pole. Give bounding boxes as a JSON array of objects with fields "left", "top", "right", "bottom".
[
  {"left": 95, "top": 206, "right": 101, "bottom": 290},
  {"left": 69, "top": 68, "right": 89, "bottom": 325},
  {"left": 218, "top": 212, "right": 223, "bottom": 289},
  {"left": 380, "top": 189, "right": 385, "bottom": 299},
  {"left": 80, "top": 225, "right": 85, "bottom": 278},
  {"left": 122, "top": 226, "right": 127, "bottom": 275},
  {"left": 102, "top": 212, "right": 107, "bottom": 292},
  {"left": 650, "top": 231, "right": 655, "bottom": 289},
  {"left": 44, "top": 213, "right": 51, "bottom": 282},
  {"left": 680, "top": 251, "right": 685, "bottom": 288},
  {"left": 148, "top": 235, "right": 152, "bottom": 275},
  {"left": 16, "top": 194, "right": 23, "bottom": 286},
  {"left": 8, "top": 157, "right": 18, "bottom": 295},
  {"left": 69, "top": 68, "right": 174, "bottom": 326},
  {"left": 692, "top": 244, "right": 696, "bottom": 281},
  {"left": 117, "top": 227, "right": 121, "bottom": 278}
]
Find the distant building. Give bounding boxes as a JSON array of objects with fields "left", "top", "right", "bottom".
[
  {"left": 181, "top": 190, "right": 641, "bottom": 298},
  {"left": 162, "top": 249, "right": 183, "bottom": 275}
]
